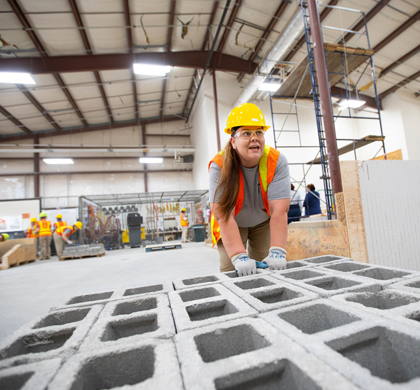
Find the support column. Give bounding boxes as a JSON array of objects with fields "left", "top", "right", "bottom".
[
  {"left": 212, "top": 70, "right": 221, "bottom": 151},
  {"left": 34, "top": 135, "right": 40, "bottom": 197},
  {"left": 141, "top": 123, "right": 148, "bottom": 192},
  {"left": 307, "top": 0, "right": 342, "bottom": 195}
]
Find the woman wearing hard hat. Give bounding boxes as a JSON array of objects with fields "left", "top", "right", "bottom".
[
  {"left": 53, "top": 221, "right": 83, "bottom": 259},
  {"left": 180, "top": 208, "right": 188, "bottom": 243},
  {"left": 209, "top": 103, "right": 290, "bottom": 276}
]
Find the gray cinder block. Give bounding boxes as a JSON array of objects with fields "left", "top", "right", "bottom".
[
  {"left": 388, "top": 276, "right": 420, "bottom": 295},
  {"left": 222, "top": 275, "right": 319, "bottom": 313},
  {"left": 0, "top": 359, "right": 62, "bottom": 390},
  {"left": 48, "top": 339, "right": 183, "bottom": 390},
  {"left": 175, "top": 317, "right": 359, "bottom": 390},
  {"left": 169, "top": 284, "right": 257, "bottom": 332}
]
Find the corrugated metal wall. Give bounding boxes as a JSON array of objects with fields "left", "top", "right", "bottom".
[{"left": 358, "top": 161, "right": 420, "bottom": 271}]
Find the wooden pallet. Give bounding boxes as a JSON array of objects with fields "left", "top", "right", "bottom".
[
  {"left": 145, "top": 243, "right": 182, "bottom": 252},
  {"left": 59, "top": 252, "right": 106, "bottom": 261}
]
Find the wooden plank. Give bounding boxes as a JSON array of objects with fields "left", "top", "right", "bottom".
[
  {"left": 340, "top": 161, "right": 369, "bottom": 263},
  {"left": 374, "top": 149, "right": 402, "bottom": 160},
  {"left": 145, "top": 243, "right": 182, "bottom": 252},
  {"left": 60, "top": 252, "right": 105, "bottom": 261},
  {"left": 0, "top": 238, "right": 36, "bottom": 257},
  {"left": 1, "top": 245, "right": 22, "bottom": 270}
]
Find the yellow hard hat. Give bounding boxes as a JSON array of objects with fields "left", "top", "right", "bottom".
[
  {"left": 181, "top": 208, "right": 186, "bottom": 212},
  {"left": 56, "top": 214, "right": 63, "bottom": 219},
  {"left": 224, "top": 103, "right": 270, "bottom": 135},
  {"left": 2, "top": 233, "right": 9, "bottom": 241},
  {"left": 74, "top": 221, "right": 83, "bottom": 230},
  {"left": 31, "top": 217, "right": 37, "bottom": 223},
  {"left": 40, "top": 212, "right": 47, "bottom": 218}
]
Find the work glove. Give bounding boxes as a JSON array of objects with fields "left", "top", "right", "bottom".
[
  {"left": 67, "top": 240, "right": 73, "bottom": 245},
  {"left": 232, "top": 253, "right": 256, "bottom": 277},
  {"left": 262, "top": 247, "right": 287, "bottom": 270}
]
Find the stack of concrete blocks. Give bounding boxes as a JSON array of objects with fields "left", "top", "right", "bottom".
[
  {"left": 61, "top": 244, "right": 105, "bottom": 259},
  {"left": 1, "top": 254, "right": 420, "bottom": 389}
]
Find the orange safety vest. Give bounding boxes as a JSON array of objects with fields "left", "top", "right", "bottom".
[
  {"left": 27, "top": 225, "right": 38, "bottom": 238},
  {"left": 208, "top": 145, "right": 280, "bottom": 246},
  {"left": 38, "top": 220, "right": 52, "bottom": 237},
  {"left": 56, "top": 225, "right": 74, "bottom": 237},
  {"left": 181, "top": 213, "right": 188, "bottom": 227},
  {"left": 53, "top": 220, "right": 67, "bottom": 230}
]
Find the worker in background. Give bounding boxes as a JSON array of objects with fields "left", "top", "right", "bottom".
[
  {"left": 54, "top": 222, "right": 83, "bottom": 258},
  {"left": 209, "top": 103, "right": 290, "bottom": 276},
  {"left": 52, "top": 214, "right": 67, "bottom": 233},
  {"left": 38, "top": 212, "right": 52, "bottom": 260},
  {"left": 0, "top": 233, "right": 9, "bottom": 242},
  {"left": 196, "top": 209, "right": 205, "bottom": 224},
  {"left": 180, "top": 208, "right": 188, "bottom": 243},
  {"left": 27, "top": 218, "right": 39, "bottom": 238},
  {"left": 288, "top": 183, "right": 302, "bottom": 224},
  {"left": 303, "top": 184, "right": 322, "bottom": 216}
]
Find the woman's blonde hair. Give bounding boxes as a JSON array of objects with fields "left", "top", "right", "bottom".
[{"left": 214, "top": 141, "right": 241, "bottom": 221}]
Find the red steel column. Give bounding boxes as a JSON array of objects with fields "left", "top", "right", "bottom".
[
  {"left": 34, "top": 135, "right": 40, "bottom": 197},
  {"left": 212, "top": 70, "right": 221, "bottom": 151},
  {"left": 307, "top": 0, "right": 342, "bottom": 195},
  {"left": 141, "top": 124, "right": 148, "bottom": 192}
]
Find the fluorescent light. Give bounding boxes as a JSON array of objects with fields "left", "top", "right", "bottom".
[
  {"left": 258, "top": 82, "right": 282, "bottom": 92},
  {"left": 338, "top": 99, "right": 366, "bottom": 109},
  {"left": 43, "top": 158, "right": 74, "bottom": 165},
  {"left": 139, "top": 157, "right": 163, "bottom": 164},
  {"left": 133, "top": 64, "right": 171, "bottom": 76},
  {"left": 0, "top": 72, "right": 36, "bottom": 85}
]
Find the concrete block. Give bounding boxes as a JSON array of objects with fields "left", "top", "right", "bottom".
[
  {"left": 0, "top": 305, "right": 102, "bottom": 369},
  {"left": 388, "top": 276, "right": 420, "bottom": 295},
  {"left": 320, "top": 260, "right": 371, "bottom": 273},
  {"left": 122, "top": 281, "right": 173, "bottom": 297},
  {"left": 222, "top": 275, "right": 319, "bottom": 313},
  {"left": 169, "top": 284, "right": 257, "bottom": 332},
  {"left": 0, "top": 359, "right": 62, "bottom": 390},
  {"left": 175, "top": 317, "right": 359, "bottom": 390},
  {"left": 298, "top": 255, "right": 351, "bottom": 266},
  {"left": 80, "top": 294, "right": 175, "bottom": 350},
  {"left": 49, "top": 339, "right": 183, "bottom": 390}
]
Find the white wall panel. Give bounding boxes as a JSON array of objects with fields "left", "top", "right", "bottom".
[{"left": 358, "top": 160, "right": 420, "bottom": 270}]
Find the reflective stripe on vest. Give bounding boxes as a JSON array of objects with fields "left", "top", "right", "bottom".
[
  {"left": 208, "top": 145, "right": 280, "bottom": 246},
  {"left": 38, "top": 220, "right": 52, "bottom": 237},
  {"left": 56, "top": 225, "right": 74, "bottom": 237},
  {"left": 181, "top": 213, "right": 188, "bottom": 226},
  {"left": 53, "top": 221, "right": 67, "bottom": 230}
]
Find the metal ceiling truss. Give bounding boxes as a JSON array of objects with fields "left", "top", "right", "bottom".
[{"left": 0, "top": 104, "right": 31, "bottom": 134}]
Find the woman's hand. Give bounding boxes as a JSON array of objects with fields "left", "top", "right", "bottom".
[
  {"left": 262, "top": 247, "right": 287, "bottom": 270},
  {"left": 231, "top": 253, "right": 256, "bottom": 276}
]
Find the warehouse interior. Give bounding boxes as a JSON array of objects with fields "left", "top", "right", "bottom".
[{"left": 0, "top": 0, "right": 420, "bottom": 388}]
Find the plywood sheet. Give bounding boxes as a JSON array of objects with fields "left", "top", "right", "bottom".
[
  {"left": 0, "top": 245, "right": 21, "bottom": 270},
  {"left": 374, "top": 149, "right": 402, "bottom": 160},
  {"left": 357, "top": 161, "right": 420, "bottom": 271},
  {"left": 340, "top": 161, "right": 369, "bottom": 263}
]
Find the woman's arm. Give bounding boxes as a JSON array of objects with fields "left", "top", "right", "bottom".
[
  {"left": 210, "top": 202, "right": 246, "bottom": 258},
  {"left": 268, "top": 198, "right": 289, "bottom": 249}
]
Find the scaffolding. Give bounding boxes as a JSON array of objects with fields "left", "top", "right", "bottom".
[{"left": 266, "top": 1, "right": 386, "bottom": 219}]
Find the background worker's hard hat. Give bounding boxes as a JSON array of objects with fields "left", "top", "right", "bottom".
[
  {"left": 197, "top": 209, "right": 202, "bottom": 213},
  {"left": 40, "top": 212, "right": 47, "bottom": 218},
  {"left": 224, "top": 103, "right": 270, "bottom": 135},
  {"left": 31, "top": 217, "right": 37, "bottom": 222},
  {"left": 56, "top": 214, "right": 63, "bottom": 219},
  {"left": 181, "top": 208, "right": 186, "bottom": 212},
  {"left": 74, "top": 221, "right": 83, "bottom": 229},
  {"left": 2, "top": 233, "right": 9, "bottom": 241}
]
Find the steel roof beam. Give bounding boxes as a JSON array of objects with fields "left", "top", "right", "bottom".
[
  {"left": 217, "top": 0, "right": 243, "bottom": 53},
  {"left": 380, "top": 44, "right": 420, "bottom": 78},
  {"left": 6, "top": 0, "right": 88, "bottom": 129},
  {"left": 379, "top": 69, "right": 420, "bottom": 100},
  {"left": 0, "top": 105, "right": 32, "bottom": 135}
]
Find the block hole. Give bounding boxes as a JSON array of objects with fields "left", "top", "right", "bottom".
[
  {"left": 305, "top": 277, "right": 360, "bottom": 291},
  {"left": 345, "top": 291, "right": 419, "bottom": 310},
  {"left": 224, "top": 272, "right": 238, "bottom": 278},
  {"left": 112, "top": 298, "right": 157, "bottom": 316},
  {"left": 186, "top": 300, "right": 238, "bottom": 322},
  {"left": 406, "top": 310, "right": 420, "bottom": 323},
  {"left": 324, "top": 262, "right": 370, "bottom": 272},
  {"left": 0, "top": 329, "right": 74, "bottom": 359},
  {"left": 194, "top": 324, "right": 270, "bottom": 363},
  {"left": 251, "top": 287, "right": 301, "bottom": 304},
  {"left": 183, "top": 276, "right": 218, "bottom": 286},
  {"left": 67, "top": 292, "right": 113, "bottom": 305},
  {"left": 304, "top": 256, "right": 341, "bottom": 264},
  {"left": 0, "top": 372, "right": 33, "bottom": 390},
  {"left": 123, "top": 284, "right": 163, "bottom": 297},
  {"left": 33, "top": 308, "right": 90, "bottom": 329},
  {"left": 286, "top": 261, "right": 306, "bottom": 269},
  {"left": 101, "top": 314, "right": 158, "bottom": 341},
  {"left": 214, "top": 360, "right": 322, "bottom": 390},
  {"left": 234, "top": 278, "right": 274, "bottom": 290},
  {"left": 327, "top": 326, "right": 420, "bottom": 384},
  {"left": 70, "top": 345, "right": 155, "bottom": 389},
  {"left": 282, "top": 270, "right": 325, "bottom": 281},
  {"left": 179, "top": 287, "right": 221, "bottom": 302},
  {"left": 278, "top": 303, "right": 360, "bottom": 334},
  {"left": 353, "top": 267, "right": 411, "bottom": 280},
  {"left": 406, "top": 280, "right": 420, "bottom": 289}
]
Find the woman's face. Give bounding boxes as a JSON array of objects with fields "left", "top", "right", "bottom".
[{"left": 230, "top": 126, "right": 265, "bottom": 168}]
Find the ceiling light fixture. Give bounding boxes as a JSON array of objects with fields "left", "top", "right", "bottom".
[
  {"left": 258, "top": 82, "right": 282, "bottom": 92},
  {"left": 43, "top": 158, "right": 74, "bottom": 165},
  {"left": 133, "top": 64, "right": 171, "bottom": 76},
  {"left": 139, "top": 157, "right": 163, "bottom": 164},
  {"left": 0, "top": 72, "right": 36, "bottom": 85},
  {"left": 338, "top": 99, "right": 366, "bottom": 109}
]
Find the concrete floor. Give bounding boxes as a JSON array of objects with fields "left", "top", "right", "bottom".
[{"left": 0, "top": 242, "right": 219, "bottom": 342}]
